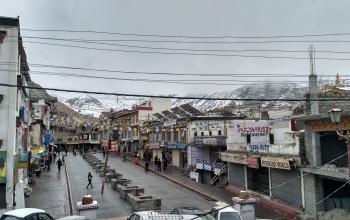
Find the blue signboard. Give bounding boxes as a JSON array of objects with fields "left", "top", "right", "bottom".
[
  {"left": 167, "top": 142, "right": 177, "bottom": 149},
  {"left": 203, "top": 162, "right": 212, "bottom": 171},
  {"left": 44, "top": 131, "right": 52, "bottom": 145},
  {"left": 177, "top": 143, "right": 186, "bottom": 150}
]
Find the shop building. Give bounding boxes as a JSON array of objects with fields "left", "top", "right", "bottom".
[
  {"left": 223, "top": 118, "right": 304, "bottom": 213},
  {"left": 295, "top": 73, "right": 350, "bottom": 219}
]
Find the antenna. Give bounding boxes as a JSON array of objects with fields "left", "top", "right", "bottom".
[{"left": 309, "top": 45, "right": 316, "bottom": 75}]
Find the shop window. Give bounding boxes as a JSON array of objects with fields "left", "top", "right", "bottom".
[
  {"left": 246, "top": 134, "right": 251, "bottom": 144},
  {"left": 269, "top": 133, "right": 274, "bottom": 144},
  {"left": 218, "top": 130, "right": 222, "bottom": 136}
]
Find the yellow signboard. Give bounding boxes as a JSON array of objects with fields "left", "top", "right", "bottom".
[{"left": 261, "top": 156, "right": 290, "bottom": 170}]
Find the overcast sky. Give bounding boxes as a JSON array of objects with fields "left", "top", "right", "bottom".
[{"left": 2, "top": 0, "right": 350, "bottom": 105}]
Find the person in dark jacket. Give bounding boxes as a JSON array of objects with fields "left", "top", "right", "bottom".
[
  {"left": 86, "top": 172, "right": 93, "bottom": 189},
  {"left": 56, "top": 158, "right": 63, "bottom": 172}
]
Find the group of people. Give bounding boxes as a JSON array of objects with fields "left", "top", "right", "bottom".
[{"left": 142, "top": 150, "right": 170, "bottom": 173}]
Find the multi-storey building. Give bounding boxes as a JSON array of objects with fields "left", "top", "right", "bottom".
[{"left": 295, "top": 73, "right": 350, "bottom": 219}]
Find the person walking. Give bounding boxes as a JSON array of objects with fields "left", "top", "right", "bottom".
[
  {"left": 56, "top": 158, "right": 63, "bottom": 172},
  {"left": 53, "top": 151, "right": 57, "bottom": 162},
  {"left": 62, "top": 155, "right": 65, "bottom": 165},
  {"left": 157, "top": 158, "right": 162, "bottom": 172},
  {"left": 103, "top": 149, "right": 106, "bottom": 158},
  {"left": 86, "top": 172, "right": 93, "bottom": 189},
  {"left": 163, "top": 156, "right": 168, "bottom": 172},
  {"left": 45, "top": 157, "right": 51, "bottom": 172},
  {"left": 154, "top": 155, "right": 159, "bottom": 171},
  {"left": 48, "top": 152, "right": 53, "bottom": 164},
  {"left": 65, "top": 148, "right": 68, "bottom": 156}
]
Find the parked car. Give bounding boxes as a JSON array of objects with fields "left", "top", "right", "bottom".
[
  {"left": 171, "top": 207, "right": 205, "bottom": 215},
  {"left": 127, "top": 211, "right": 215, "bottom": 220},
  {"left": 210, "top": 206, "right": 242, "bottom": 220},
  {"left": 56, "top": 216, "right": 89, "bottom": 220},
  {"left": 0, "top": 208, "right": 54, "bottom": 220}
]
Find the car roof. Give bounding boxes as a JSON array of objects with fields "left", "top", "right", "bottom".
[
  {"left": 56, "top": 215, "right": 89, "bottom": 220},
  {"left": 213, "top": 206, "right": 239, "bottom": 213},
  {"left": 4, "top": 208, "right": 46, "bottom": 218}
]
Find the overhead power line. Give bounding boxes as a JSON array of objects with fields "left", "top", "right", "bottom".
[
  {"left": 20, "top": 41, "right": 350, "bottom": 60},
  {"left": 1, "top": 83, "right": 350, "bottom": 101},
  {"left": 21, "top": 28, "right": 350, "bottom": 39}
]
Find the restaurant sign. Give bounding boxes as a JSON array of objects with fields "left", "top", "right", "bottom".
[
  {"left": 261, "top": 156, "right": 291, "bottom": 170},
  {"left": 221, "top": 152, "right": 247, "bottom": 165}
]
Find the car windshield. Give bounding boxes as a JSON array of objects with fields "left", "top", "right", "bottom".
[
  {"left": 179, "top": 209, "right": 204, "bottom": 215},
  {"left": 0, "top": 216, "right": 22, "bottom": 220},
  {"left": 220, "top": 212, "right": 241, "bottom": 220}
]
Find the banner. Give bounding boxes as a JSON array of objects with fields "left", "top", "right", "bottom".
[
  {"left": 261, "top": 156, "right": 291, "bottom": 170},
  {"left": 221, "top": 152, "right": 247, "bottom": 164}
]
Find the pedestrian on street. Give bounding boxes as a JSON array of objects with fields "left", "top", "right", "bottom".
[
  {"left": 86, "top": 172, "right": 93, "bottom": 189},
  {"left": 157, "top": 158, "right": 162, "bottom": 172},
  {"left": 56, "top": 158, "right": 63, "bottom": 172},
  {"left": 62, "top": 155, "right": 65, "bottom": 165},
  {"left": 163, "top": 156, "right": 168, "bottom": 172},
  {"left": 45, "top": 157, "right": 51, "bottom": 172},
  {"left": 103, "top": 149, "right": 106, "bottom": 158},
  {"left": 53, "top": 151, "right": 57, "bottom": 161},
  {"left": 48, "top": 152, "right": 53, "bottom": 164},
  {"left": 154, "top": 155, "right": 159, "bottom": 171},
  {"left": 65, "top": 148, "right": 68, "bottom": 156},
  {"left": 123, "top": 148, "right": 127, "bottom": 162}
]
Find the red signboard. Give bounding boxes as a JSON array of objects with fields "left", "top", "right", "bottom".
[{"left": 246, "top": 157, "right": 259, "bottom": 169}]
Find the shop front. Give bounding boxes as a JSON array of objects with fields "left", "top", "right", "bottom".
[
  {"left": 177, "top": 143, "right": 187, "bottom": 169},
  {"left": 147, "top": 142, "right": 161, "bottom": 161},
  {"left": 221, "top": 151, "right": 247, "bottom": 188}
]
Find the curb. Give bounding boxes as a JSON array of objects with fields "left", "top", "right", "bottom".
[
  {"left": 116, "top": 154, "right": 220, "bottom": 202},
  {"left": 64, "top": 158, "right": 75, "bottom": 215}
]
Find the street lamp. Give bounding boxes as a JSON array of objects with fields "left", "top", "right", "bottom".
[
  {"left": 328, "top": 107, "right": 343, "bottom": 124},
  {"left": 328, "top": 107, "right": 350, "bottom": 184}
]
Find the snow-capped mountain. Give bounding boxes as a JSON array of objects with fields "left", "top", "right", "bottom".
[
  {"left": 172, "top": 83, "right": 306, "bottom": 112},
  {"left": 60, "top": 83, "right": 306, "bottom": 116}
]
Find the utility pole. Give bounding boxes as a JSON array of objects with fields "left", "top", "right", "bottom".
[{"left": 101, "top": 112, "right": 112, "bottom": 194}]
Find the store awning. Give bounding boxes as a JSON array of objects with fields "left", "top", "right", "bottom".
[{"left": 31, "top": 146, "right": 47, "bottom": 155}]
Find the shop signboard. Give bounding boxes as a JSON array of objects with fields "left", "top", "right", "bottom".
[
  {"left": 167, "top": 142, "right": 177, "bottom": 149},
  {"left": 196, "top": 160, "right": 203, "bottom": 169},
  {"left": 213, "top": 162, "right": 224, "bottom": 175},
  {"left": 261, "top": 156, "right": 291, "bottom": 170},
  {"left": 147, "top": 142, "right": 160, "bottom": 149},
  {"left": 194, "top": 141, "right": 203, "bottom": 148},
  {"left": 0, "top": 151, "right": 6, "bottom": 183},
  {"left": 246, "top": 157, "right": 259, "bottom": 169},
  {"left": 190, "top": 171, "right": 199, "bottom": 182},
  {"left": 177, "top": 143, "right": 186, "bottom": 150},
  {"left": 221, "top": 152, "right": 247, "bottom": 164},
  {"left": 203, "top": 162, "right": 212, "bottom": 171}
]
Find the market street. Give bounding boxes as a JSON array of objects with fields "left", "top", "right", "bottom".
[{"left": 25, "top": 159, "right": 70, "bottom": 219}]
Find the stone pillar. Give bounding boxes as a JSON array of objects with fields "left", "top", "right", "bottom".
[{"left": 303, "top": 174, "right": 324, "bottom": 217}]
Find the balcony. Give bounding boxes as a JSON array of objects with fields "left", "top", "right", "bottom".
[{"left": 302, "top": 165, "right": 349, "bottom": 180}]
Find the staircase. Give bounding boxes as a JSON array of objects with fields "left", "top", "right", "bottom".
[{"left": 210, "top": 165, "right": 226, "bottom": 185}]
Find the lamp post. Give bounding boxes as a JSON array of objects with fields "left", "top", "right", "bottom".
[
  {"left": 328, "top": 107, "right": 350, "bottom": 183},
  {"left": 101, "top": 112, "right": 112, "bottom": 194}
]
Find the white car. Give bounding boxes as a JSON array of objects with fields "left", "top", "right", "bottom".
[
  {"left": 0, "top": 208, "right": 54, "bottom": 220},
  {"left": 127, "top": 211, "right": 215, "bottom": 220},
  {"left": 56, "top": 216, "right": 89, "bottom": 220},
  {"left": 210, "top": 206, "right": 242, "bottom": 220}
]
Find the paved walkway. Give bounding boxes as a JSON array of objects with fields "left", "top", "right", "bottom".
[
  {"left": 106, "top": 152, "right": 282, "bottom": 219},
  {"left": 25, "top": 158, "right": 70, "bottom": 218},
  {"left": 94, "top": 153, "right": 216, "bottom": 212},
  {"left": 65, "top": 153, "right": 132, "bottom": 219}
]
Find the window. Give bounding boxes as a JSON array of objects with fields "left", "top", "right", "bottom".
[
  {"left": 246, "top": 133, "right": 251, "bottom": 144},
  {"left": 201, "top": 131, "right": 204, "bottom": 137},
  {"left": 220, "top": 212, "right": 241, "bottom": 220},
  {"left": 218, "top": 130, "right": 222, "bottom": 136},
  {"left": 209, "top": 131, "right": 212, "bottom": 136},
  {"left": 194, "top": 131, "right": 197, "bottom": 137},
  {"left": 269, "top": 133, "right": 274, "bottom": 144},
  {"left": 38, "top": 214, "right": 53, "bottom": 220},
  {"left": 67, "top": 138, "right": 72, "bottom": 142},
  {"left": 1, "top": 216, "right": 22, "bottom": 220}
]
